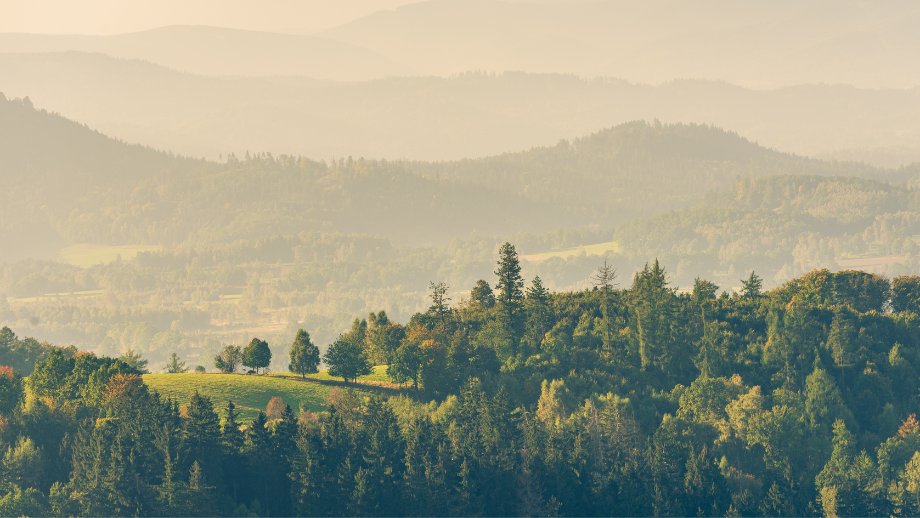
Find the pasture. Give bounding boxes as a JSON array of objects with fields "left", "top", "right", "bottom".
[
  {"left": 143, "top": 372, "right": 332, "bottom": 422},
  {"left": 521, "top": 240, "right": 621, "bottom": 262},
  {"left": 59, "top": 244, "right": 162, "bottom": 267}
]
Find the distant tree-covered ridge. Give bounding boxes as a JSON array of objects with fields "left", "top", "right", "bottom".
[
  {"left": 0, "top": 93, "right": 905, "bottom": 261},
  {"left": 4, "top": 255, "right": 920, "bottom": 516}
]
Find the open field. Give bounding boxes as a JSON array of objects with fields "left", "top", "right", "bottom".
[
  {"left": 59, "top": 244, "right": 162, "bottom": 267},
  {"left": 276, "top": 365, "right": 392, "bottom": 384},
  {"left": 143, "top": 366, "right": 394, "bottom": 422},
  {"left": 143, "top": 372, "right": 333, "bottom": 422},
  {"left": 521, "top": 241, "right": 621, "bottom": 262}
]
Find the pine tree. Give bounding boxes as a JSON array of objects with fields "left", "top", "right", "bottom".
[
  {"left": 495, "top": 242, "right": 525, "bottom": 347},
  {"left": 741, "top": 271, "right": 763, "bottom": 299},
  {"left": 165, "top": 352, "right": 190, "bottom": 373},
  {"left": 591, "top": 261, "right": 618, "bottom": 352},
  {"left": 524, "top": 276, "right": 552, "bottom": 353},
  {"left": 184, "top": 392, "right": 223, "bottom": 488}
]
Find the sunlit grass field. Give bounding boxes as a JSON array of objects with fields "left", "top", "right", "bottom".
[
  {"left": 143, "top": 373, "right": 332, "bottom": 422},
  {"left": 59, "top": 244, "right": 162, "bottom": 267},
  {"left": 522, "top": 241, "right": 620, "bottom": 262},
  {"left": 274, "top": 365, "right": 391, "bottom": 384}
]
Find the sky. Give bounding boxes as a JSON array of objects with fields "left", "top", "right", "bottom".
[
  {"left": 0, "top": 0, "right": 417, "bottom": 35},
  {"left": 0, "top": 0, "right": 587, "bottom": 35}
]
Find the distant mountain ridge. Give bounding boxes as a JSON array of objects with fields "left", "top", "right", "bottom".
[
  {"left": 322, "top": 0, "right": 920, "bottom": 89},
  {"left": 1, "top": 53, "right": 918, "bottom": 164},
  {"left": 0, "top": 25, "right": 411, "bottom": 80},
  {"left": 0, "top": 93, "right": 908, "bottom": 264}
]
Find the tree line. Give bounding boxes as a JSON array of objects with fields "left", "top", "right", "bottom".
[{"left": 5, "top": 243, "right": 920, "bottom": 515}]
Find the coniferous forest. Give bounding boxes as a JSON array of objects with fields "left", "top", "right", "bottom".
[{"left": 4, "top": 244, "right": 920, "bottom": 516}]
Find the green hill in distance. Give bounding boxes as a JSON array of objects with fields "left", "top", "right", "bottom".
[{"left": 0, "top": 93, "right": 899, "bottom": 262}]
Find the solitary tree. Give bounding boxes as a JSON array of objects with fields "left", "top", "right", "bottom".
[
  {"left": 591, "top": 261, "right": 618, "bottom": 350},
  {"left": 242, "top": 338, "right": 272, "bottom": 373},
  {"left": 214, "top": 345, "right": 243, "bottom": 373},
  {"left": 741, "top": 271, "right": 763, "bottom": 299},
  {"left": 120, "top": 349, "right": 150, "bottom": 374},
  {"left": 324, "top": 334, "right": 371, "bottom": 383},
  {"left": 428, "top": 282, "right": 451, "bottom": 323},
  {"left": 495, "top": 242, "right": 525, "bottom": 345},
  {"left": 165, "top": 353, "right": 190, "bottom": 374},
  {"left": 387, "top": 339, "right": 424, "bottom": 391},
  {"left": 288, "top": 329, "right": 320, "bottom": 378}
]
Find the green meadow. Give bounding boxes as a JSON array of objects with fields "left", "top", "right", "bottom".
[
  {"left": 143, "top": 373, "right": 332, "bottom": 422},
  {"left": 522, "top": 240, "right": 621, "bottom": 262},
  {"left": 59, "top": 244, "right": 162, "bottom": 267}
]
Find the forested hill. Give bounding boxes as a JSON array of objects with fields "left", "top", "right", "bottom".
[
  {"left": 0, "top": 95, "right": 565, "bottom": 258},
  {"left": 613, "top": 173, "right": 920, "bottom": 289},
  {"left": 410, "top": 121, "right": 888, "bottom": 224},
  {"left": 0, "top": 94, "right": 205, "bottom": 260},
  {"left": 0, "top": 94, "right": 905, "bottom": 262}
]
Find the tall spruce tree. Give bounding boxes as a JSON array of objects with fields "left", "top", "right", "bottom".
[
  {"left": 591, "top": 260, "right": 618, "bottom": 351},
  {"left": 495, "top": 242, "right": 525, "bottom": 348}
]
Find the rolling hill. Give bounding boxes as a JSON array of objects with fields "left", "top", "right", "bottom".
[
  {"left": 0, "top": 92, "right": 907, "bottom": 262},
  {"left": 322, "top": 0, "right": 920, "bottom": 89},
  {"left": 1, "top": 53, "right": 918, "bottom": 164}
]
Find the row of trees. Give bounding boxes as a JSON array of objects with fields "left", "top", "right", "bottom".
[{"left": 214, "top": 338, "right": 272, "bottom": 374}]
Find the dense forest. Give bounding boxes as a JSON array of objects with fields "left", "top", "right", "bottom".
[{"left": 5, "top": 244, "right": 920, "bottom": 516}]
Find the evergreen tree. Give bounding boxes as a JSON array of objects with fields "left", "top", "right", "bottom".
[
  {"left": 590, "top": 261, "right": 618, "bottom": 352},
  {"left": 495, "top": 242, "right": 525, "bottom": 347},
  {"left": 827, "top": 305, "right": 857, "bottom": 388},
  {"left": 428, "top": 281, "right": 452, "bottom": 325},
  {"left": 184, "top": 392, "right": 223, "bottom": 487},
  {"left": 470, "top": 279, "right": 496, "bottom": 309},
  {"left": 288, "top": 329, "right": 320, "bottom": 378},
  {"left": 119, "top": 348, "right": 149, "bottom": 374},
  {"left": 524, "top": 276, "right": 552, "bottom": 352},
  {"left": 165, "top": 352, "right": 190, "bottom": 373},
  {"left": 741, "top": 271, "right": 763, "bottom": 299}
]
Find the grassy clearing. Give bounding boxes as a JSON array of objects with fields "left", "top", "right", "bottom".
[
  {"left": 274, "top": 365, "right": 391, "bottom": 384},
  {"left": 59, "top": 244, "right": 162, "bottom": 267},
  {"left": 143, "top": 373, "right": 332, "bottom": 422},
  {"left": 522, "top": 241, "right": 620, "bottom": 262}
]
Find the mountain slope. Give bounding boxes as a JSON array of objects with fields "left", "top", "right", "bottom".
[
  {"left": 0, "top": 25, "right": 411, "bottom": 80},
  {"left": 323, "top": 0, "right": 920, "bottom": 88},
  {"left": 0, "top": 94, "right": 565, "bottom": 259},
  {"left": 2, "top": 54, "right": 918, "bottom": 164}
]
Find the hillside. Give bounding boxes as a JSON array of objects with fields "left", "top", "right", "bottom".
[
  {"left": 3, "top": 54, "right": 919, "bottom": 163},
  {"left": 408, "top": 121, "right": 885, "bottom": 225},
  {"left": 611, "top": 173, "right": 920, "bottom": 289},
  {"left": 0, "top": 95, "right": 894, "bottom": 260},
  {"left": 0, "top": 25, "right": 411, "bottom": 80},
  {"left": 323, "top": 0, "right": 920, "bottom": 89}
]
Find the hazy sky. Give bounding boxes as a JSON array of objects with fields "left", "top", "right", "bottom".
[
  {"left": 1, "top": 0, "right": 417, "bottom": 35},
  {"left": 0, "top": 0, "right": 586, "bottom": 35}
]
